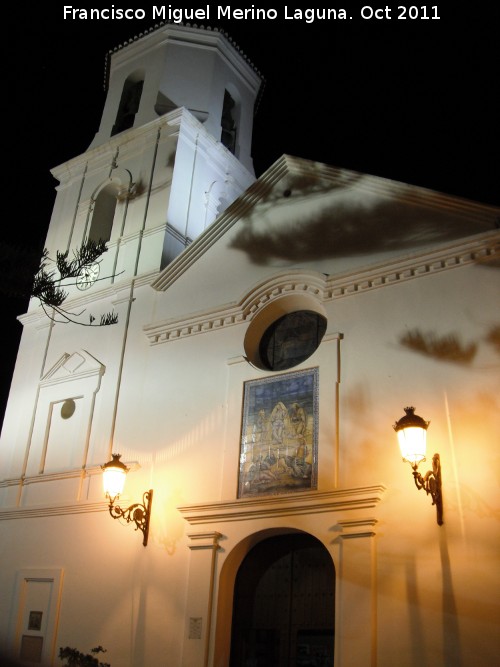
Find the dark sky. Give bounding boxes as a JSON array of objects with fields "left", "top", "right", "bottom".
[{"left": 1, "top": 3, "right": 499, "bottom": 428}]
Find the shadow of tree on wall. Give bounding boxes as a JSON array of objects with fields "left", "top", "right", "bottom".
[
  {"left": 446, "top": 483, "right": 500, "bottom": 521},
  {"left": 399, "top": 324, "right": 500, "bottom": 365},
  {"left": 228, "top": 162, "right": 496, "bottom": 266},
  {"left": 439, "top": 534, "right": 463, "bottom": 667},
  {"left": 485, "top": 324, "right": 500, "bottom": 354},
  {"left": 399, "top": 329, "right": 478, "bottom": 364}
]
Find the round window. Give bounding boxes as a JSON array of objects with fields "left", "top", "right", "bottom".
[{"left": 258, "top": 310, "right": 327, "bottom": 371}]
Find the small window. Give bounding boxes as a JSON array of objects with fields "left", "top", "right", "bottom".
[
  {"left": 259, "top": 311, "right": 327, "bottom": 371},
  {"left": 221, "top": 90, "right": 237, "bottom": 154},
  {"left": 112, "top": 73, "right": 144, "bottom": 136}
]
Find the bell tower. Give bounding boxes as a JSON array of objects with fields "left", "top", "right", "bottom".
[
  {"left": 44, "top": 24, "right": 262, "bottom": 290},
  {"left": 91, "top": 24, "right": 259, "bottom": 173}
]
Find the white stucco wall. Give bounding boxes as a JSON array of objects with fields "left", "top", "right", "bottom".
[
  {"left": 0, "top": 23, "right": 498, "bottom": 667},
  {"left": 2, "top": 167, "right": 497, "bottom": 665}
]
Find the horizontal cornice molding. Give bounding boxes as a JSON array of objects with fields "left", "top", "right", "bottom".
[
  {"left": 107, "top": 23, "right": 262, "bottom": 92},
  {"left": 178, "top": 485, "right": 386, "bottom": 525},
  {"left": 0, "top": 462, "right": 139, "bottom": 520},
  {"left": 51, "top": 107, "right": 252, "bottom": 188},
  {"left": 51, "top": 109, "right": 185, "bottom": 182},
  {"left": 324, "top": 230, "right": 499, "bottom": 299},
  {"left": 144, "top": 231, "right": 499, "bottom": 345},
  {"left": 0, "top": 461, "right": 139, "bottom": 488},
  {"left": 0, "top": 500, "right": 110, "bottom": 521}
]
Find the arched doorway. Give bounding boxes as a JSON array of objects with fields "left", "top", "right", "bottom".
[{"left": 229, "top": 533, "right": 335, "bottom": 667}]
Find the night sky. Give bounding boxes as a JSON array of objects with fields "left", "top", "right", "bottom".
[{"left": 2, "top": 3, "right": 498, "bottom": 429}]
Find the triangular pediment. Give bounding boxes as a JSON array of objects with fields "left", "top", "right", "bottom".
[
  {"left": 152, "top": 155, "right": 499, "bottom": 295},
  {"left": 41, "top": 350, "right": 105, "bottom": 386}
]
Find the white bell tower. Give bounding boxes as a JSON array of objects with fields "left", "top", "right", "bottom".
[
  {"left": 45, "top": 24, "right": 262, "bottom": 287},
  {"left": 91, "top": 24, "right": 259, "bottom": 173}
]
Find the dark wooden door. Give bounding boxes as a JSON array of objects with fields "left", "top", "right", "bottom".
[{"left": 229, "top": 533, "right": 335, "bottom": 667}]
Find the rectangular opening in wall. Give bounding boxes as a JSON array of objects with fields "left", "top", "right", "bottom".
[
  {"left": 20, "top": 635, "right": 43, "bottom": 662},
  {"left": 11, "top": 570, "right": 63, "bottom": 666}
]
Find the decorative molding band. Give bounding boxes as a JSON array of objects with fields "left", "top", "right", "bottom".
[
  {"left": 324, "top": 232, "right": 499, "bottom": 300},
  {"left": 40, "top": 366, "right": 105, "bottom": 388},
  {"left": 144, "top": 232, "right": 499, "bottom": 345},
  {"left": 145, "top": 303, "right": 245, "bottom": 345},
  {"left": 178, "top": 485, "right": 386, "bottom": 525},
  {"left": 336, "top": 517, "right": 379, "bottom": 539},
  {"left": 54, "top": 106, "right": 252, "bottom": 193},
  {"left": 166, "top": 222, "right": 192, "bottom": 247},
  {"left": 338, "top": 531, "right": 377, "bottom": 540},
  {"left": 0, "top": 500, "right": 111, "bottom": 521},
  {"left": 337, "top": 518, "right": 378, "bottom": 529},
  {"left": 187, "top": 531, "right": 223, "bottom": 551},
  {"left": 52, "top": 110, "right": 185, "bottom": 184},
  {"left": 0, "top": 461, "right": 139, "bottom": 488},
  {"left": 1, "top": 467, "right": 98, "bottom": 490},
  {"left": 107, "top": 23, "right": 263, "bottom": 88}
]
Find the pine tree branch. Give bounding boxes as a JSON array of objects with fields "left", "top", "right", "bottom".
[{"left": 31, "top": 240, "right": 119, "bottom": 326}]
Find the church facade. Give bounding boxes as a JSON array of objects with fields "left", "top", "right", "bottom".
[{"left": 0, "top": 24, "right": 499, "bottom": 667}]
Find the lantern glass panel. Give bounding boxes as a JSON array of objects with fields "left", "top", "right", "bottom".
[{"left": 398, "top": 426, "right": 426, "bottom": 465}]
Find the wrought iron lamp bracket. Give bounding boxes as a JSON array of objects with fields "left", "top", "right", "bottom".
[
  {"left": 108, "top": 489, "right": 153, "bottom": 546},
  {"left": 411, "top": 453, "right": 443, "bottom": 525}
]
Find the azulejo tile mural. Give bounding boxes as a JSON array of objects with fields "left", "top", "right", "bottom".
[{"left": 239, "top": 368, "right": 319, "bottom": 498}]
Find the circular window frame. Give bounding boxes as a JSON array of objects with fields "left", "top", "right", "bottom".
[{"left": 244, "top": 295, "right": 327, "bottom": 371}]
